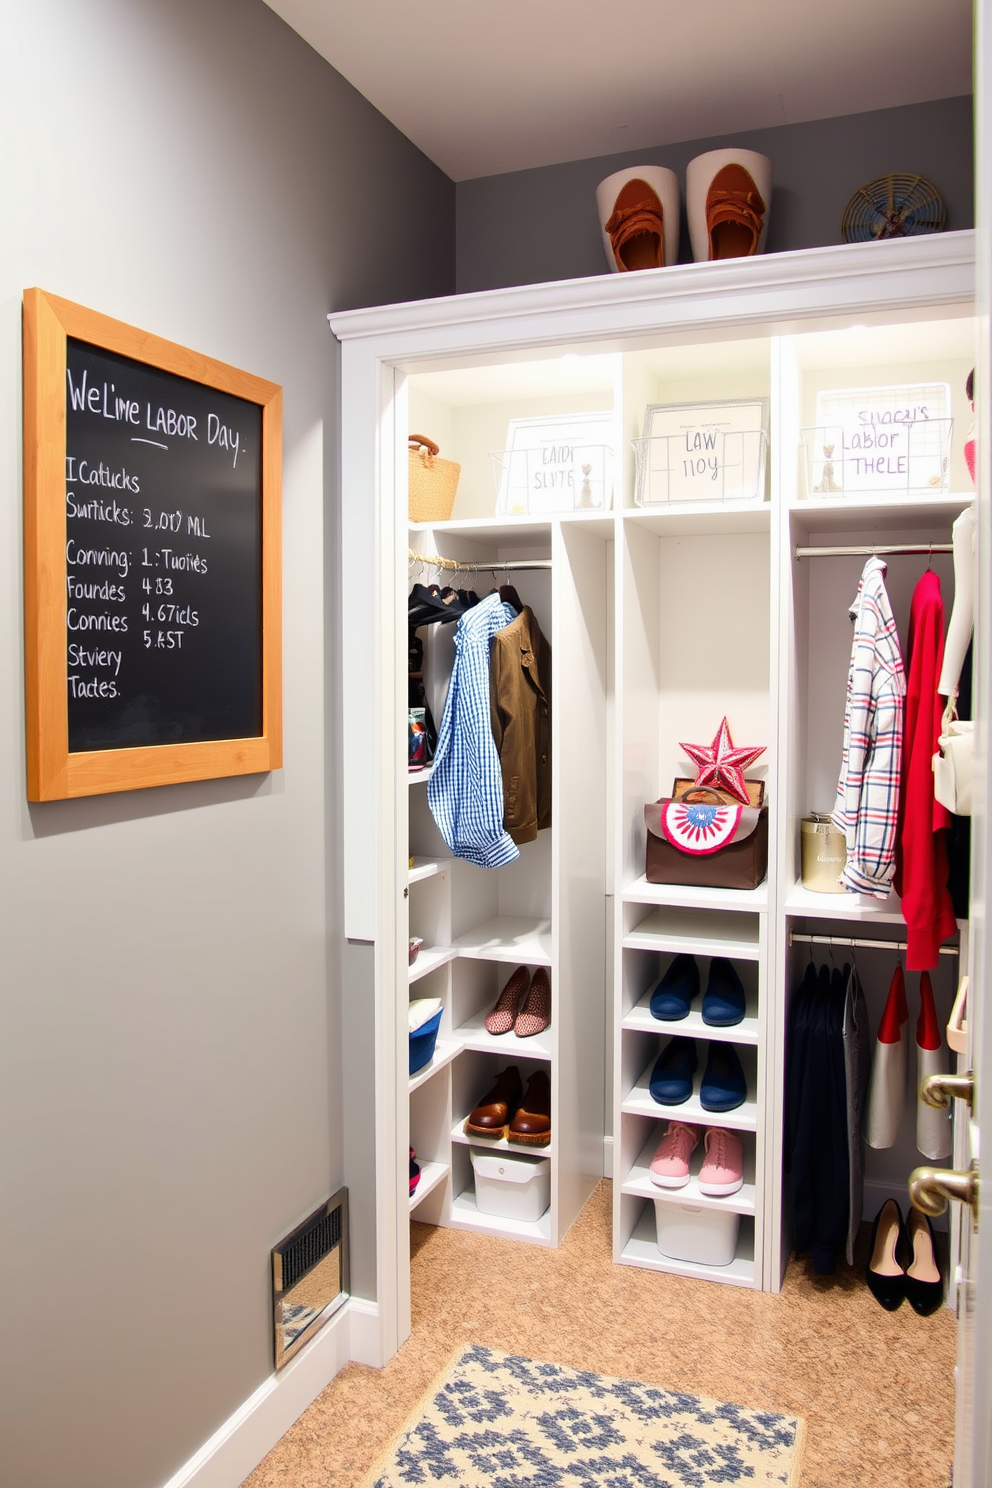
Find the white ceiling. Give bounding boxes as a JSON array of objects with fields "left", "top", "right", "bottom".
[{"left": 265, "top": 0, "right": 972, "bottom": 180}]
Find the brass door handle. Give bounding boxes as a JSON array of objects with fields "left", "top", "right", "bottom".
[
  {"left": 920, "top": 1070, "right": 974, "bottom": 1111},
  {"left": 909, "top": 1164, "right": 978, "bottom": 1224}
]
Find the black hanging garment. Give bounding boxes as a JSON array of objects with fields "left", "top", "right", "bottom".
[
  {"left": 408, "top": 584, "right": 474, "bottom": 761},
  {"left": 786, "top": 963, "right": 851, "bottom": 1275},
  {"left": 841, "top": 965, "right": 871, "bottom": 1266}
]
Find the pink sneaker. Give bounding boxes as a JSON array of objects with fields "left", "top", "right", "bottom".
[
  {"left": 649, "top": 1121, "right": 699, "bottom": 1188},
  {"left": 698, "top": 1127, "right": 744, "bottom": 1196}
]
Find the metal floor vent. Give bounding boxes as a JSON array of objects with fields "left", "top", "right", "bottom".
[{"left": 271, "top": 1188, "right": 349, "bottom": 1369}]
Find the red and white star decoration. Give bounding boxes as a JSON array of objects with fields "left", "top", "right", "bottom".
[{"left": 680, "top": 717, "right": 765, "bottom": 806}]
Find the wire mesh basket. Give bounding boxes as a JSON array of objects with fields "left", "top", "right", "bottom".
[
  {"left": 800, "top": 418, "right": 952, "bottom": 498},
  {"left": 490, "top": 443, "right": 614, "bottom": 515},
  {"left": 632, "top": 429, "right": 768, "bottom": 505}
]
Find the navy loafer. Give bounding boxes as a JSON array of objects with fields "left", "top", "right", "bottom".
[
  {"left": 649, "top": 954, "right": 700, "bottom": 1021},
  {"left": 649, "top": 1037, "right": 698, "bottom": 1105},
  {"left": 702, "top": 957, "right": 746, "bottom": 1027},
  {"left": 699, "top": 1042, "right": 747, "bottom": 1111}
]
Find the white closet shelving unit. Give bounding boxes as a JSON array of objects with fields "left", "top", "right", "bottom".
[
  {"left": 331, "top": 230, "right": 975, "bottom": 1357},
  {"left": 404, "top": 425, "right": 611, "bottom": 1252}
]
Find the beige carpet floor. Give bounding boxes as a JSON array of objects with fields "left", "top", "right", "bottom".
[{"left": 243, "top": 1181, "right": 955, "bottom": 1488}]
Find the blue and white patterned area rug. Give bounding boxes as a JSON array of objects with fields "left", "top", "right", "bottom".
[{"left": 366, "top": 1343, "right": 804, "bottom": 1487}]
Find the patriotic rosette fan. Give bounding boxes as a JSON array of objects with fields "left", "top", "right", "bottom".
[
  {"left": 642, "top": 717, "right": 769, "bottom": 891},
  {"left": 660, "top": 798, "right": 747, "bottom": 856}
]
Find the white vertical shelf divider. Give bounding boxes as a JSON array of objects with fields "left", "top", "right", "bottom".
[
  {"left": 766, "top": 331, "right": 801, "bottom": 1291},
  {"left": 554, "top": 519, "right": 611, "bottom": 1235}
]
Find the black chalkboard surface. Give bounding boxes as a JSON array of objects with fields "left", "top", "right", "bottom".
[{"left": 64, "top": 339, "right": 263, "bottom": 752}]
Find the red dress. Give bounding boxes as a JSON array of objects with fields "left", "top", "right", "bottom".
[{"left": 894, "top": 571, "right": 958, "bottom": 969}]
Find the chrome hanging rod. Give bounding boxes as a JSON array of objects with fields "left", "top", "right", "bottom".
[
  {"left": 408, "top": 547, "right": 551, "bottom": 573},
  {"left": 789, "top": 930, "right": 958, "bottom": 957},
  {"left": 795, "top": 543, "right": 953, "bottom": 560}
]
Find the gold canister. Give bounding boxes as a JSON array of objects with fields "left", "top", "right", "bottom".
[{"left": 800, "top": 814, "right": 848, "bottom": 892}]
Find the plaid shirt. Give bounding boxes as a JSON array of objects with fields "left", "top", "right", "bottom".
[
  {"left": 831, "top": 558, "right": 905, "bottom": 897},
  {"left": 428, "top": 593, "right": 520, "bottom": 869}
]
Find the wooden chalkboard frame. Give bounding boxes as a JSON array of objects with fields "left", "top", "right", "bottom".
[{"left": 23, "top": 289, "right": 282, "bottom": 799}]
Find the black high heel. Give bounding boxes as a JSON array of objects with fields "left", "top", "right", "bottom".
[
  {"left": 904, "top": 1208, "right": 945, "bottom": 1317},
  {"left": 866, "top": 1198, "right": 906, "bottom": 1311}
]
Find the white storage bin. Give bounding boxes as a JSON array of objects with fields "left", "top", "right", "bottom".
[
  {"left": 471, "top": 1148, "right": 551, "bottom": 1221},
  {"left": 654, "top": 1198, "right": 740, "bottom": 1267}
]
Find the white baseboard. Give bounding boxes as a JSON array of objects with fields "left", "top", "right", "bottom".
[
  {"left": 603, "top": 1135, "right": 613, "bottom": 1179},
  {"left": 347, "top": 1296, "right": 385, "bottom": 1366},
  {"left": 161, "top": 1297, "right": 379, "bottom": 1488}
]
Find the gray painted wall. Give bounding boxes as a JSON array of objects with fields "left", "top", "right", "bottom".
[
  {"left": 0, "top": 4, "right": 452, "bottom": 1488},
  {"left": 456, "top": 95, "right": 974, "bottom": 292}
]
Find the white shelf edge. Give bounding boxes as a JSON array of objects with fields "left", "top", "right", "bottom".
[
  {"left": 409, "top": 856, "right": 452, "bottom": 884},
  {"left": 330, "top": 232, "right": 975, "bottom": 342},
  {"left": 783, "top": 881, "right": 907, "bottom": 924},
  {"left": 451, "top": 916, "right": 553, "bottom": 966},
  {"left": 621, "top": 990, "right": 759, "bottom": 1046},
  {"left": 409, "top": 1039, "right": 460, "bottom": 1094},
  {"left": 623, "top": 930, "right": 760, "bottom": 962},
  {"left": 409, "top": 945, "right": 458, "bottom": 984},
  {"left": 454, "top": 1011, "right": 553, "bottom": 1060},
  {"left": 451, "top": 1119, "right": 555, "bottom": 1157},
  {"left": 789, "top": 490, "right": 973, "bottom": 514},
  {"left": 621, "top": 1133, "right": 757, "bottom": 1216},
  {"left": 621, "top": 1062, "right": 759, "bottom": 1133},
  {"left": 408, "top": 765, "right": 434, "bottom": 786},
  {"left": 623, "top": 908, "right": 761, "bottom": 961},
  {"left": 409, "top": 1160, "right": 449, "bottom": 1212},
  {"left": 622, "top": 876, "right": 768, "bottom": 913},
  {"left": 449, "top": 1187, "right": 554, "bottom": 1245},
  {"left": 409, "top": 513, "right": 552, "bottom": 534}
]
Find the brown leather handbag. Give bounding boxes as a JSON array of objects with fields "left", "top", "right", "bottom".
[{"left": 644, "top": 786, "right": 768, "bottom": 891}]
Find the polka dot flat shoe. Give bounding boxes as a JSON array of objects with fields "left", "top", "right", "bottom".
[
  {"left": 485, "top": 966, "right": 531, "bottom": 1036},
  {"left": 514, "top": 967, "right": 550, "bottom": 1037}
]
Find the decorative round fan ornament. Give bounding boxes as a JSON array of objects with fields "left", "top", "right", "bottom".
[{"left": 841, "top": 173, "right": 945, "bottom": 243}]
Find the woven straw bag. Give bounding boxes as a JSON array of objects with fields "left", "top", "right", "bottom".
[{"left": 408, "top": 435, "right": 461, "bottom": 523}]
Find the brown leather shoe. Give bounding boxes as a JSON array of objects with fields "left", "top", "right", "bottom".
[
  {"left": 706, "top": 164, "right": 766, "bottom": 260},
  {"left": 464, "top": 1066, "right": 523, "bottom": 1139},
  {"left": 604, "top": 179, "right": 665, "bottom": 272},
  {"left": 507, "top": 1069, "right": 551, "bottom": 1146}
]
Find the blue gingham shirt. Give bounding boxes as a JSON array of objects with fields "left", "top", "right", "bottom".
[
  {"left": 428, "top": 593, "right": 520, "bottom": 868},
  {"left": 831, "top": 558, "right": 905, "bottom": 897}
]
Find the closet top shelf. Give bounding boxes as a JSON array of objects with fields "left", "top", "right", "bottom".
[
  {"left": 409, "top": 493, "right": 972, "bottom": 544},
  {"left": 329, "top": 231, "right": 974, "bottom": 344},
  {"left": 790, "top": 491, "right": 972, "bottom": 534}
]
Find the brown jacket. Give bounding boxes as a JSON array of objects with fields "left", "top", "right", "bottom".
[{"left": 489, "top": 606, "right": 551, "bottom": 845}]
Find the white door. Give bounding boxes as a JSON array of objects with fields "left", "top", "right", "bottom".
[{"left": 945, "top": 7, "right": 991, "bottom": 1475}]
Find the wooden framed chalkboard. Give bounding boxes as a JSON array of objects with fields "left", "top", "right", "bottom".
[{"left": 23, "top": 289, "right": 282, "bottom": 799}]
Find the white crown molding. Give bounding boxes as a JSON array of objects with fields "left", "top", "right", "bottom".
[
  {"left": 160, "top": 1299, "right": 378, "bottom": 1488},
  {"left": 329, "top": 231, "right": 975, "bottom": 352}
]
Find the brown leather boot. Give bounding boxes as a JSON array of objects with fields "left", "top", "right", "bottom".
[
  {"left": 705, "top": 164, "right": 766, "bottom": 260},
  {"left": 464, "top": 1066, "right": 523, "bottom": 1139},
  {"left": 604, "top": 179, "right": 665, "bottom": 271},
  {"left": 507, "top": 1069, "right": 552, "bottom": 1146}
]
